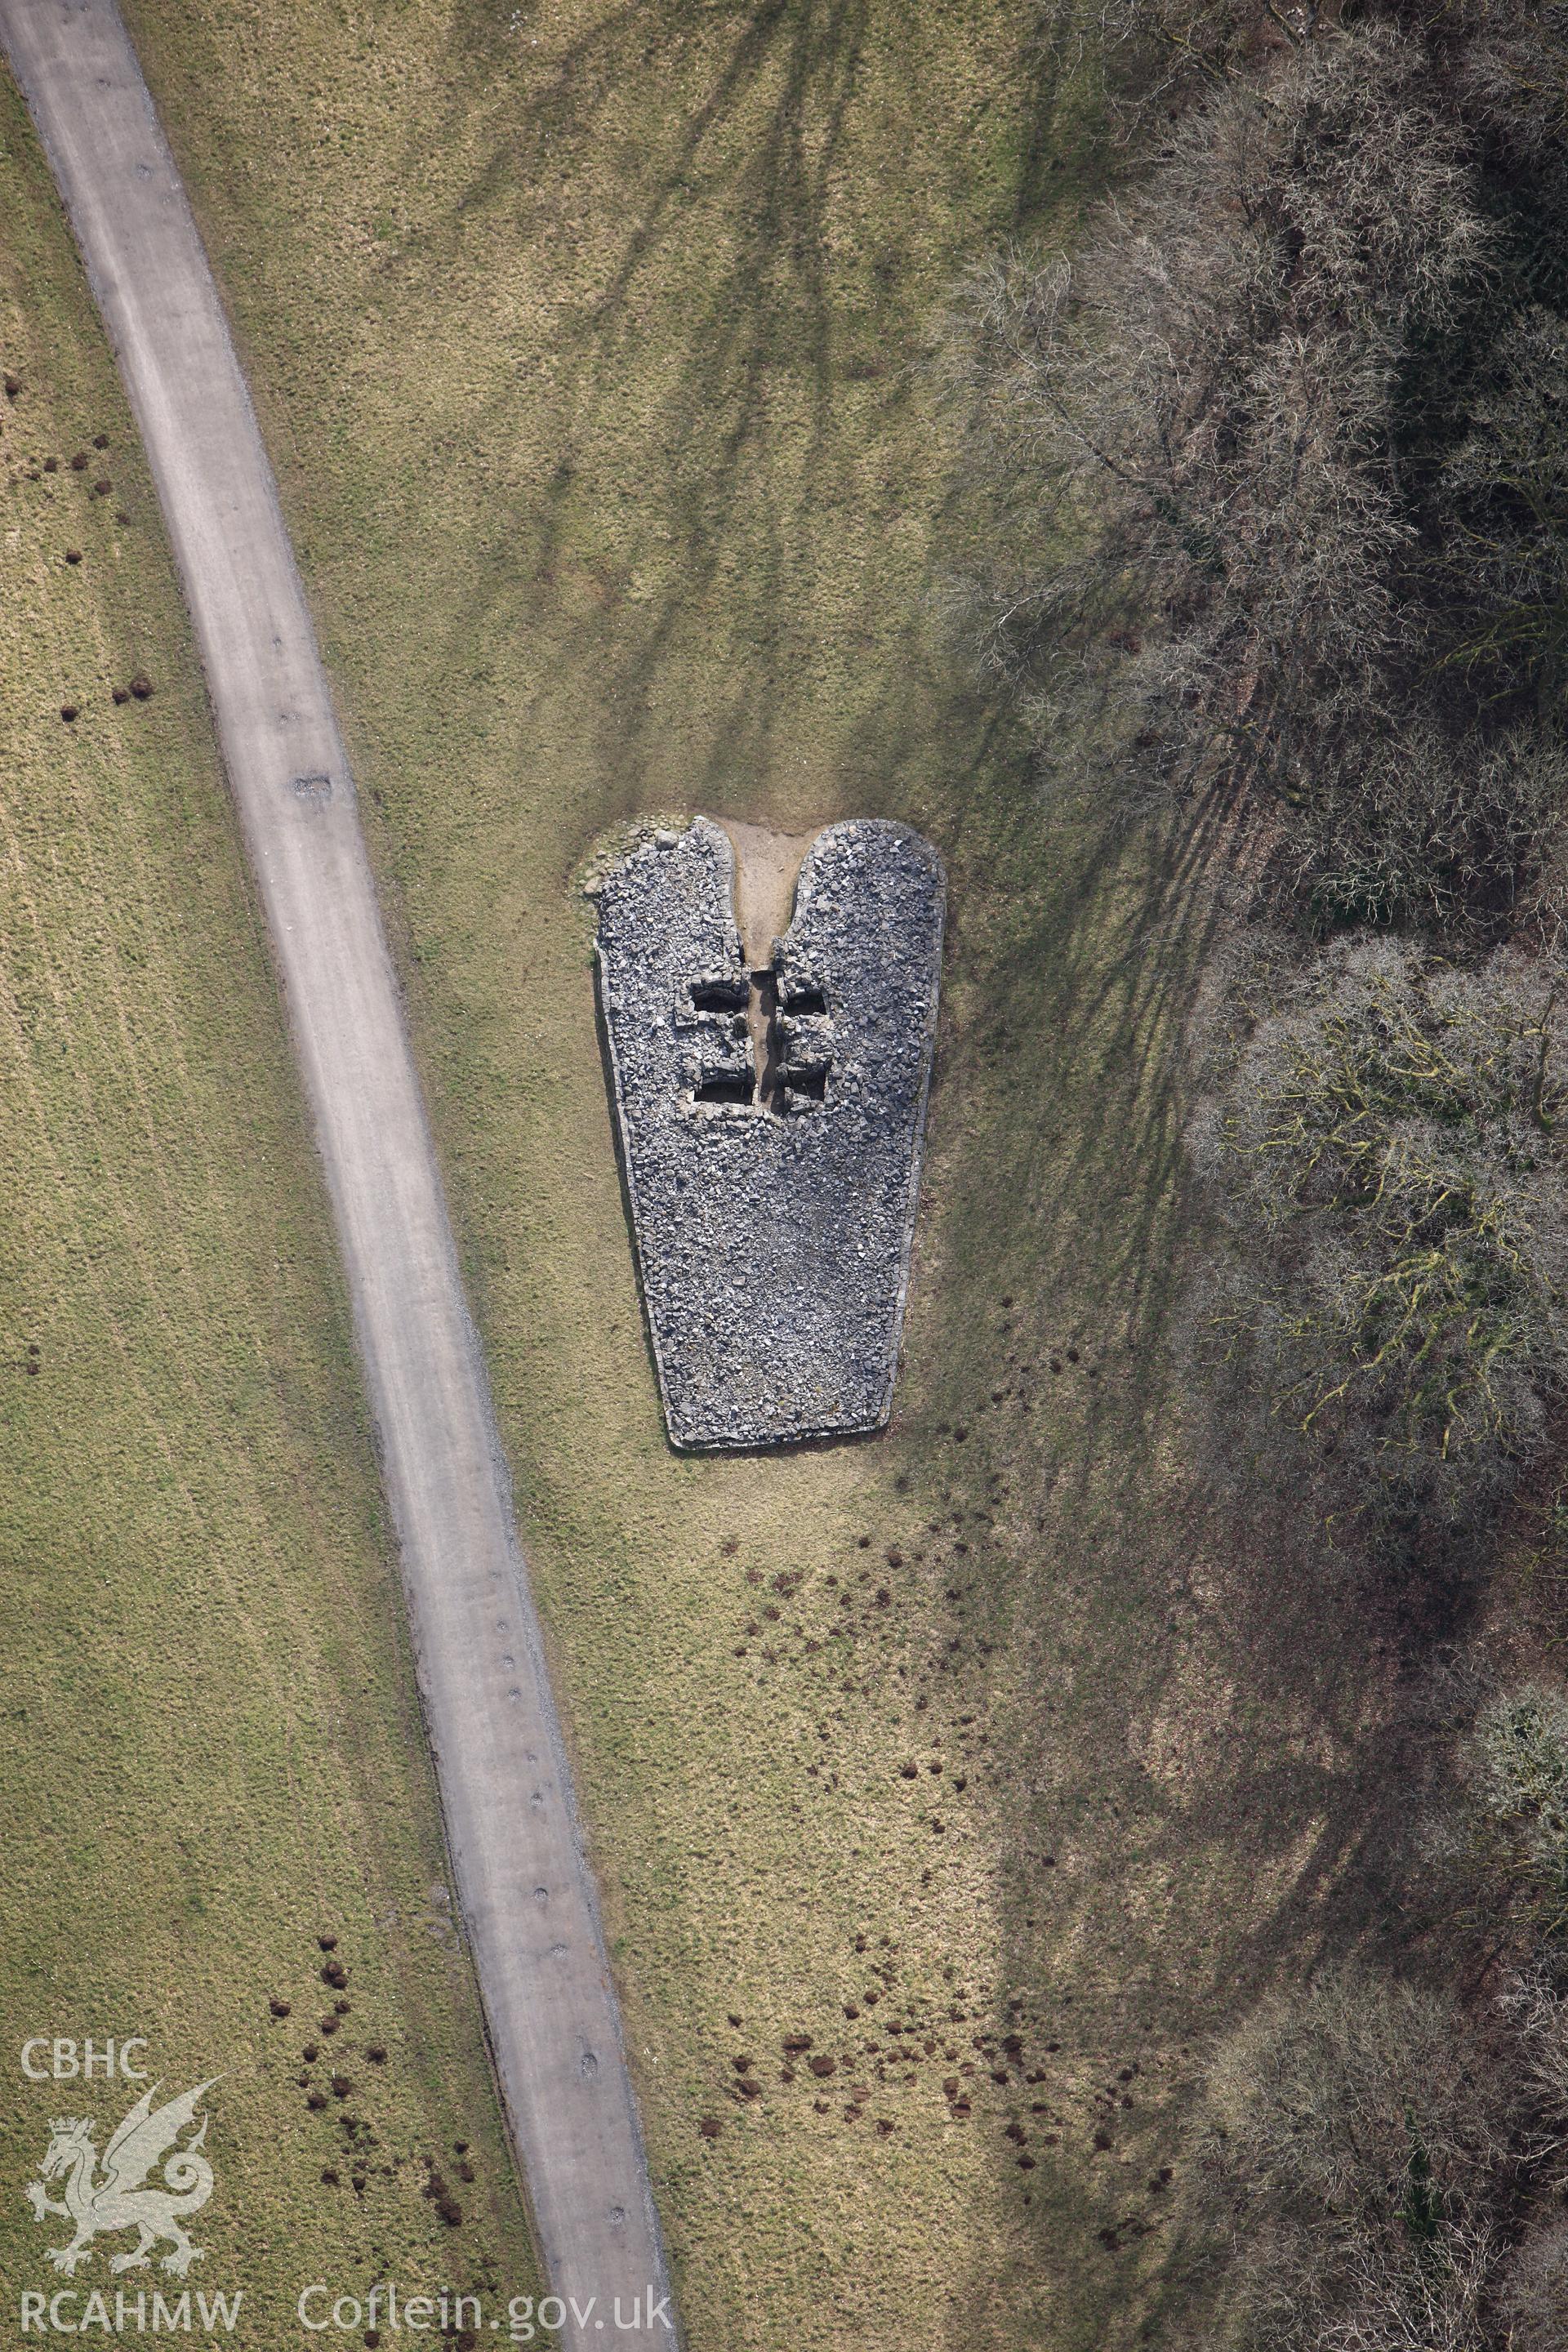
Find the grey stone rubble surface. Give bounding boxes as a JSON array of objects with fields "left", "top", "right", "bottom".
[{"left": 595, "top": 816, "right": 945, "bottom": 1449}]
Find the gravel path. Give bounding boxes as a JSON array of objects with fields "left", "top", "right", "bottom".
[{"left": 0, "top": 5, "right": 675, "bottom": 2339}]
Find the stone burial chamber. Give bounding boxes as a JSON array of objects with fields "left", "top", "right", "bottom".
[{"left": 590, "top": 814, "right": 945, "bottom": 1450}]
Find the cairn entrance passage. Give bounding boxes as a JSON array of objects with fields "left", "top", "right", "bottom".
[
  {"left": 591, "top": 814, "right": 946, "bottom": 1450},
  {"left": 679, "top": 822, "right": 837, "bottom": 1114},
  {"left": 721, "top": 818, "right": 819, "bottom": 1107}
]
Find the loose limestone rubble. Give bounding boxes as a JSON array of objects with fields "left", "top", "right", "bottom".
[{"left": 591, "top": 814, "right": 945, "bottom": 1449}]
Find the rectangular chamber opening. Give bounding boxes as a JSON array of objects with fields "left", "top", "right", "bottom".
[
  {"left": 690, "top": 979, "right": 746, "bottom": 1013},
  {"left": 783, "top": 986, "right": 827, "bottom": 1016},
  {"left": 694, "top": 1071, "right": 755, "bottom": 1105},
  {"left": 782, "top": 1066, "right": 828, "bottom": 1102}
]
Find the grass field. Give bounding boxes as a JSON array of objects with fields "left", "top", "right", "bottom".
[
  {"left": 0, "top": 65, "right": 541, "bottom": 2342},
  {"left": 2, "top": 4, "right": 1464, "bottom": 2345}
]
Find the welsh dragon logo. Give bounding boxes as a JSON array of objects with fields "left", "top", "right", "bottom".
[{"left": 25, "top": 2080, "right": 219, "bottom": 2277}]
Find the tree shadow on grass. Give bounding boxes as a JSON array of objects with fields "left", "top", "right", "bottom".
[
  {"left": 385, "top": 10, "right": 1383, "bottom": 2343},
  {"left": 408, "top": 9, "right": 1464, "bottom": 2336},
  {"left": 381, "top": 0, "right": 1082, "bottom": 836},
  {"left": 941, "top": 1480, "right": 1479, "bottom": 2348},
  {"left": 909, "top": 752, "right": 1491, "bottom": 2347}
]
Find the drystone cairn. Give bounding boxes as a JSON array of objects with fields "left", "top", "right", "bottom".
[{"left": 592, "top": 815, "right": 945, "bottom": 1448}]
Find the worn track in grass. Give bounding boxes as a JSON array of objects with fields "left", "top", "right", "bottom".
[{"left": 0, "top": 3, "right": 673, "bottom": 2339}]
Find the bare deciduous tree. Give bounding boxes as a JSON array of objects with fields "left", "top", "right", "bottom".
[
  {"left": 1196, "top": 938, "right": 1568, "bottom": 1526},
  {"left": 945, "top": 10, "right": 1568, "bottom": 925},
  {"left": 1196, "top": 1967, "right": 1518, "bottom": 2352}
]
